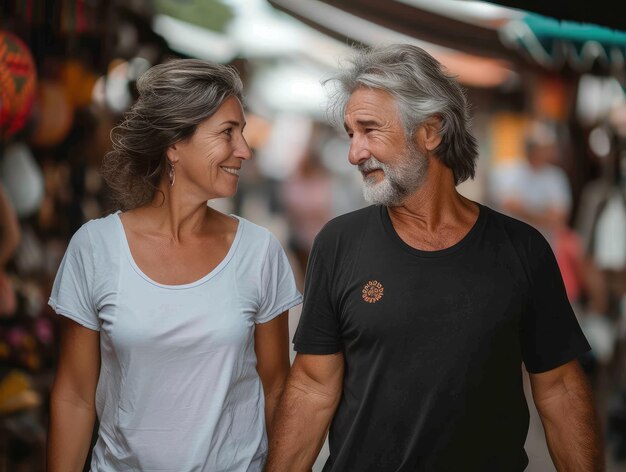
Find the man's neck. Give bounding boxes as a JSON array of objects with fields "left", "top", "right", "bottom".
[{"left": 386, "top": 161, "right": 479, "bottom": 251}]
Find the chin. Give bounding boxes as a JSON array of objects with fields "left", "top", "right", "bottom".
[
  {"left": 363, "top": 181, "right": 405, "bottom": 206},
  {"left": 209, "top": 183, "right": 239, "bottom": 200}
]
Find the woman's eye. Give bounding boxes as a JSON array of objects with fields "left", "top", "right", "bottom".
[{"left": 223, "top": 128, "right": 233, "bottom": 136}]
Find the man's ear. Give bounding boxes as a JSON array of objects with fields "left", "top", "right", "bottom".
[{"left": 415, "top": 115, "right": 443, "bottom": 152}]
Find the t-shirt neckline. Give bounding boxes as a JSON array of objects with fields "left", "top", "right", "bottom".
[
  {"left": 380, "top": 203, "right": 487, "bottom": 258},
  {"left": 114, "top": 212, "right": 244, "bottom": 290}
]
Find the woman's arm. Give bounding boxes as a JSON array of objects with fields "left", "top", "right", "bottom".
[
  {"left": 255, "top": 311, "right": 290, "bottom": 438},
  {"left": 47, "top": 318, "right": 101, "bottom": 472}
]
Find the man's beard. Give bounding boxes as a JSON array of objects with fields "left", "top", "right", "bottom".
[{"left": 358, "top": 141, "right": 428, "bottom": 206}]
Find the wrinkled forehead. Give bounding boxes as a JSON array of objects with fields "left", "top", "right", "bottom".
[
  {"left": 344, "top": 88, "right": 402, "bottom": 126},
  {"left": 346, "top": 87, "right": 397, "bottom": 108}
]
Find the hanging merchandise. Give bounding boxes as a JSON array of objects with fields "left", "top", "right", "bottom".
[
  {"left": 29, "top": 80, "right": 74, "bottom": 148},
  {"left": 0, "top": 30, "right": 37, "bottom": 142},
  {"left": 12, "top": 0, "right": 47, "bottom": 26},
  {"left": 60, "top": 0, "right": 102, "bottom": 35},
  {"left": 593, "top": 191, "right": 626, "bottom": 270},
  {"left": 0, "top": 142, "right": 44, "bottom": 218},
  {"left": 60, "top": 59, "right": 98, "bottom": 108}
]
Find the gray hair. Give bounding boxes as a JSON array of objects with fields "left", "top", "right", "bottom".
[
  {"left": 325, "top": 44, "right": 478, "bottom": 185},
  {"left": 101, "top": 58, "right": 243, "bottom": 210}
]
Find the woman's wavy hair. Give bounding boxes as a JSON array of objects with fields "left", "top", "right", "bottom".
[
  {"left": 325, "top": 44, "right": 478, "bottom": 185},
  {"left": 101, "top": 59, "right": 243, "bottom": 210}
]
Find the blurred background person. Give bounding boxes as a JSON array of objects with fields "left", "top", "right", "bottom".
[
  {"left": 279, "top": 149, "right": 333, "bottom": 275},
  {"left": 490, "top": 119, "right": 613, "bottom": 367},
  {"left": 490, "top": 120, "right": 571, "bottom": 243}
]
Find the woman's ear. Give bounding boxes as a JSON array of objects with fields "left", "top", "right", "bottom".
[
  {"left": 416, "top": 115, "right": 443, "bottom": 152},
  {"left": 166, "top": 144, "right": 179, "bottom": 164}
]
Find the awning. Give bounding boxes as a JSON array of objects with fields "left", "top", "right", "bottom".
[
  {"left": 484, "top": 0, "right": 625, "bottom": 31},
  {"left": 268, "top": 0, "right": 523, "bottom": 61},
  {"left": 268, "top": 0, "right": 626, "bottom": 79},
  {"left": 267, "top": 0, "right": 516, "bottom": 88},
  {"left": 499, "top": 14, "right": 626, "bottom": 75}
]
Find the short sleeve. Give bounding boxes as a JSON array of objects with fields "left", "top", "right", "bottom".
[
  {"left": 293, "top": 234, "right": 342, "bottom": 354},
  {"left": 48, "top": 225, "right": 100, "bottom": 331},
  {"left": 520, "top": 237, "right": 590, "bottom": 373},
  {"left": 255, "top": 233, "right": 302, "bottom": 324}
]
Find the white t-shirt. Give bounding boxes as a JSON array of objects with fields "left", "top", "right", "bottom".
[
  {"left": 49, "top": 213, "right": 302, "bottom": 472},
  {"left": 490, "top": 160, "right": 572, "bottom": 214}
]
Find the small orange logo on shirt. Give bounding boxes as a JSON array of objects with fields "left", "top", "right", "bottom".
[{"left": 362, "top": 280, "right": 384, "bottom": 303}]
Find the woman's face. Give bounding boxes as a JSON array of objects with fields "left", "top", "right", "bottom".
[{"left": 170, "top": 96, "right": 251, "bottom": 200}]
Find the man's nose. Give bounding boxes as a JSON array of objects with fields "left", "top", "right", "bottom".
[{"left": 348, "top": 136, "right": 370, "bottom": 166}]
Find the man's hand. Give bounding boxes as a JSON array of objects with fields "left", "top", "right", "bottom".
[{"left": 265, "top": 352, "right": 344, "bottom": 472}]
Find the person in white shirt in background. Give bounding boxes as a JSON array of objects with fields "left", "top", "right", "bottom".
[
  {"left": 491, "top": 120, "right": 613, "bottom": 366},
  {"left": 491, "top": 120, "right": 571, "bottom": 243}
]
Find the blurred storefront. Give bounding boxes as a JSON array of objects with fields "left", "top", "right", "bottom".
[{"left": 1, "top": 0, "right": 625, "bottom": 470}]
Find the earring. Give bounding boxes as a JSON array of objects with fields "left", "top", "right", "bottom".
[{"left": 168, "top": 161, "right": 175, "bottom": 187}]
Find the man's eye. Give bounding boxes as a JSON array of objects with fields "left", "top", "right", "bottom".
[{"left": 223, "top": 128, "right": 233, "bottom": 136}]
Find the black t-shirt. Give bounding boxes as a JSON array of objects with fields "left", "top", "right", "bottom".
[{"left": 293, "top": 204, "right": 590, "bottom": 472}]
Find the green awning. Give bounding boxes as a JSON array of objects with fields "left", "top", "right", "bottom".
[{"left": 500, "top": 14, "right": 626, "bottom": 73}]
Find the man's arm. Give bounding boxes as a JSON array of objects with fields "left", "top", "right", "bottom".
[
  {"left": 529, "top": 360, "right": 604, "bottom": 471},
  {"left": 265, "top": 352, "right": 344, "bottom": 472},
  {"left": 255, "top": 311, "right": 291, "bottom": 438}
]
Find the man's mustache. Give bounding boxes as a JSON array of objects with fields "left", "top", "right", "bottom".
[{"left": 358, "top": 157, "right": 385, "bottom": 174}]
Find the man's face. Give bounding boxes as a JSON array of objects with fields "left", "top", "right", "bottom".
[{"left": 344, "top": 88, "right": 427, "bottom": 206}]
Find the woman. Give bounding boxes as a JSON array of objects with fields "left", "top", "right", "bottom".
[{"left": 47, "top": 59, "right": 301, "bottom": 471}]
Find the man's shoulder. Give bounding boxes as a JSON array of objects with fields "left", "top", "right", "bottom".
[
  {"left": 483, "top": 205, "right": 549, "bottom": 250},
  {"left": 318, "top": 205, "right": 377, "bottom": 239}
]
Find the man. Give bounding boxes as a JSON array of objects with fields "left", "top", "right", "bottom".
[
  {"left": 490, "top": 119, "right": 572, "bottom": 243},
  {"left": 266, "top": 44, "right": 603, "bottom": 471}
]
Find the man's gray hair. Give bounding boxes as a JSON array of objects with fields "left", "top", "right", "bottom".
[{"left": 325, "top": 44, "right": 478, "bottom": 185}]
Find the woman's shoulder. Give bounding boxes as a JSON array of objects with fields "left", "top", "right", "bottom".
[
  {"left": 232, "top": 214, "right": 268, "bottom": 237},
  {"left": 230, "top": 215, "right": 286, "bottom": 255},
  {"left": 82, "top": 211, "right": 120, "bottom": 235},
  {"left": 68, "top": 212, "right": 120, "bottom": 252}
]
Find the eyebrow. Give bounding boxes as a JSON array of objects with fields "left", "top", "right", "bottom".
[
  {"left": 220, "top": 120, "right": 246, "bottom": 129},
  {"left": 344, "top": 119, "right": 381, "bottom": 132}
]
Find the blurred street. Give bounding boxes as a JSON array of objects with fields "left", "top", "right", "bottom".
[{"left": 2, "top": 0, "right": 626, "bottom": 470}]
